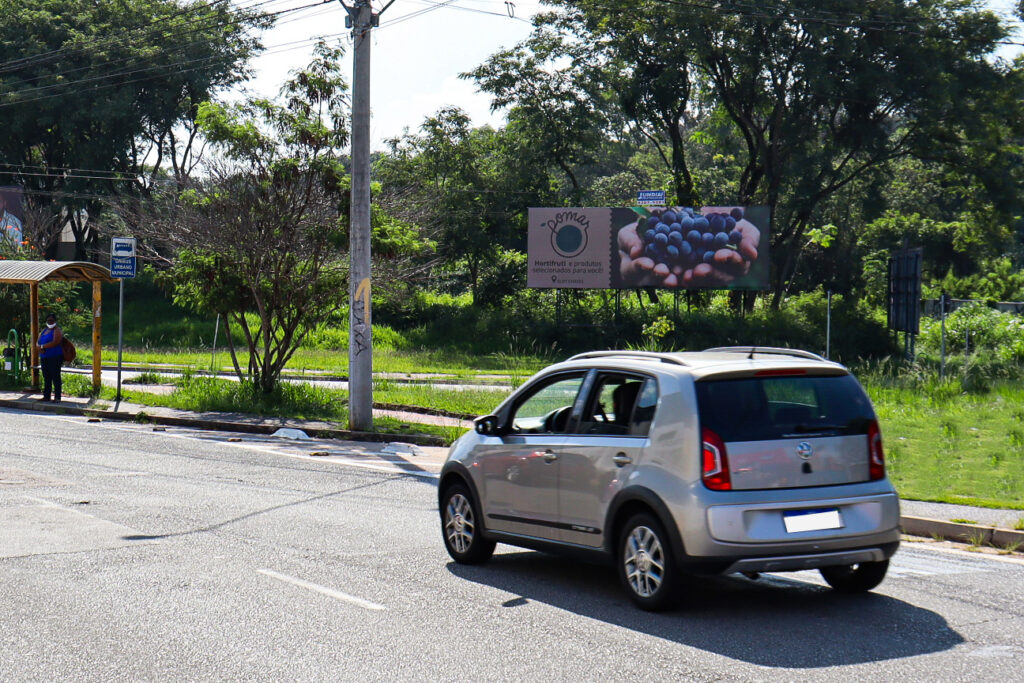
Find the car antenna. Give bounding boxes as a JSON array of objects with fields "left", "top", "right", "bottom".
[{"left": 748, "top": 346, "right": 755, "bottom": 360}]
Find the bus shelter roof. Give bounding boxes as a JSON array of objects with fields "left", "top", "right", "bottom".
[{"left": 0, "top": 261, "right": 115, "bottom": 284}]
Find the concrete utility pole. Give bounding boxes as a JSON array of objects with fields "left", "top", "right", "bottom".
[{"left": 339, "top": 0, "right": 393, "bottom": 431}]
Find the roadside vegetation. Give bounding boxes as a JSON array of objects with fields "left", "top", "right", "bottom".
[
  {"left": 3, "top": 2, "right": 1024, "bottom": 509},
  {"left": 32, "top": 287, "right": 1023, "bottom": 511}
]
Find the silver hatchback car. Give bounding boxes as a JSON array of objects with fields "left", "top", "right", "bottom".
[{"left": 438, "top": 348, "right": 900, "bottom": 610}]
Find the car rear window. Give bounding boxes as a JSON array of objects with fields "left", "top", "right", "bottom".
[{"left": 695, "top": 374, "right": 875, "bottom": 442}]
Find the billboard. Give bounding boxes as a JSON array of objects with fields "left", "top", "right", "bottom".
[
  {"left": 527, "top": 205, "right": 770, "bottom": 290},
  {"left": 0, "top": 185, "right": 24, "bottom": 249}
]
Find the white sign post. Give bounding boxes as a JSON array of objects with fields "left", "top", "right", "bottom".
[{"left": 110, "top": 237, "right": 136, "bottom": 402}]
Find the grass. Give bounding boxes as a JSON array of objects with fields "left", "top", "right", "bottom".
[
  {"left": 950, "top": 518, "right": 978, "bottom": 525},
  {"left": 1014, "top": 518, "right": 1024, "bottom": 531},
  {"left": 965, "top": 529, "right": 988, "bottom": 552},
  {"left": 76, "top": 346, "right": 548, "bottom": 379},
  {"left": 50, "top": 335, "right": 1024, "bottom": 508},
  {"left": 373, "top": 378, "right": 505, "bottom": 416},
  {"left": 62, "top": 374, "right": 467, "bottom": 444},
  {"left": 868, "top": 381, "right": 1024, "bottom": 510}
]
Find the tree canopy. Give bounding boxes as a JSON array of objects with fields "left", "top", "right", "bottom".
[{"left": 0, "top": 0, "right": 267, "bottom": 258}]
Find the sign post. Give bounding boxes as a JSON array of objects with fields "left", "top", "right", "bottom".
[{"left": 110, "top": 237, "right": 136, "bottom": 401}]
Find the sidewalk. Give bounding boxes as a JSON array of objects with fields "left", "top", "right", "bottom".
[
  {"left": 1, "top": 388, "right": 1021, "bottom": 551},
  {"left": 0, "top": 388, "right": 462, "bottom": 447}
]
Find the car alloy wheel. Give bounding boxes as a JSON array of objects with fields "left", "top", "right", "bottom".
[
  {"left": 445, "top": 492, "right": 475, "bottom": 554},
  {"left": 440, "top": 483, "right": 495, "bottom": 564},
  {"left": 617, "top": 512, "right": 679, "bottom": 610},
  {"left": 624, "top": 525, "right": 664, "bottom": 598}
]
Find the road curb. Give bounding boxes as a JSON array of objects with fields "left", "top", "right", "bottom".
[
  {"left": 0, "top": 398, "right": 446, "bottom": 447},
  {"left": 901, "top": 515, "right": 1024, "bottom": 549},
  {"left": 374, "top": 402, "right": 476, "bottom": 421}
]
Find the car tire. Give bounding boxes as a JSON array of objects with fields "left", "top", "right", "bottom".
[
  {"left": 819, "top": 560, "right": 889, "bottom": 593},
  {"left": 440, "top": 483, "right": 495, "bottom": 564},
  {"left": 617, "top": 513, "right": 680, "bottom": 611}
]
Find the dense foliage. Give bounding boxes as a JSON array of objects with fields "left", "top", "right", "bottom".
[
  {"left": 0, "top": 0, "right": 267, "bottom": 258},
  {"left": 3, "top": 0, "right": 1024, "bottom": 372}
]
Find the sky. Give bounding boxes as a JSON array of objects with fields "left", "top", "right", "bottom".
[
  {"left": 237, "top": 0, "right": 1022, "bottom": 152},
  {"left": 237, "top": 0, "right": 541, "bottom": 150}
]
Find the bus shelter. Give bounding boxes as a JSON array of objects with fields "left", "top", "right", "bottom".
[{"left": 0, "top": 261, "right": 114, "bottom": 390}]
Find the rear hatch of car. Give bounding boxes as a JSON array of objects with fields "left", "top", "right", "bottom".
[{"left": 695, "top": 372, "right": 881, "bottom": 490}]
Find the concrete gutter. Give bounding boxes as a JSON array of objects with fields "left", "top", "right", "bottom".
[{"left": 901, "top": 515, "right": 1024, "bottom": 549}]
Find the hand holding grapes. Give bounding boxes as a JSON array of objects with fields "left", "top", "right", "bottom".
[
  {"left": 681, "top": 217, "right": 760, "bottom": 287},
  {"left": 618, "top": 221, "right": 681, "bottom": 287},
  {"left": 620, "top": 206, "right": 758, "bottom": 288}
]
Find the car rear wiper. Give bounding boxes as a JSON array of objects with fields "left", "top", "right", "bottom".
[{"left": 791, "top": 423, "right": 848, "bottom": 433}]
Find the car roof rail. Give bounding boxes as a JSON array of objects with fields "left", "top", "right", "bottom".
[
  {"left": 702, "top": 346, "right": 827, "bottom": 362},
  {"left": 567, "top": 350, "right": 689, "bottom": 366}
]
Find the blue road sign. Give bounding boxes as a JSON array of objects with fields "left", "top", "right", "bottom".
[
  {"left": 637, "top": 190, "right": 667, "bottom": 206},
  {"left": 111, "top": 237, "right": 136, "bottom": 279}
]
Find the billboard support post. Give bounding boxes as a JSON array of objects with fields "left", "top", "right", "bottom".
[
  {"left": 940, "top": 292, "right": 947, "bottom": 380},
  {"left": 826, "top": 288, "right": 832, "bottom": 360}
]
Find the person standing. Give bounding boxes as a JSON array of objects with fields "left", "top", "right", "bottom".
[{"left": 37, "top": 313, "right": 63, "bottom": 403}]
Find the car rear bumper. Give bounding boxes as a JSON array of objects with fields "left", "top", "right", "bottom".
[
  {"left": 721, "top": 543, "right": 896, "bottom": 574},
  {"left": 705, "top": 491, "right": 900, "bottom": 543}
]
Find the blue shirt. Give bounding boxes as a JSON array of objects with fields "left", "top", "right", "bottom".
[{"left": 39, "top": 327, "right": 63, "bottom": 360}]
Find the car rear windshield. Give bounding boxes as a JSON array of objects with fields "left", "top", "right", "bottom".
[{"left": 696, "top": 374, "right": 875, "bottom": 442}]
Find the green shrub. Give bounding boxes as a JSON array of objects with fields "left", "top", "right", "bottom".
[{"left": 919, "top": 302, "right": 1024, "bottom": 356}]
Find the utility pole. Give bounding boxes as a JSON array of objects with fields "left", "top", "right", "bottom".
[{"left": 339, "top": 0, "right": 393, "bottom": 431}]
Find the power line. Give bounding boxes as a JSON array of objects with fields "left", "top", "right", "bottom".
[
  {"left": 0, "top": 29, "right": 344, "bottom": 110},
  {"left": 379, "top": 0, "right": 532, "bottom": 27}
]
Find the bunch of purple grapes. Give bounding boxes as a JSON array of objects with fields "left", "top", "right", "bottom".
[{"left": 641, "top": 207, "right": 748, "bottom": 268}]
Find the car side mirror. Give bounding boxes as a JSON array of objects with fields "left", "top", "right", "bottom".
[{"left": 475, "top": 415, "right": 501, "bottom": 436}]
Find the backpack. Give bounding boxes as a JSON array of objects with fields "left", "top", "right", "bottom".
[{"left": 61, "top": 336, "right": 76, "bottom": 364}]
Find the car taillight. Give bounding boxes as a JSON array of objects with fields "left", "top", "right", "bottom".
[
  {"left": 702, "top": 427, "right": 731, "bottom": 491},
  {"left": 868, "top": 419, "right": 885, "bottom": 480}
]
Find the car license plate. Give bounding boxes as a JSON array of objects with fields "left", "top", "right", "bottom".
[{"left": 783, "top": 508, "right": 842, "bottom": 533}]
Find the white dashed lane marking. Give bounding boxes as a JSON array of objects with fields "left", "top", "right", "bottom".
[{"left": 257, "top": 569, "right": 386, "bottom": 611}]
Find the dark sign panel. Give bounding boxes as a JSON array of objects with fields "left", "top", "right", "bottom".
[
  {"left": 888, "top": 248, "right": 922, "bottom": 333},
  {"left": 528, "top": 205, "right": 771, "bottom": 290}
]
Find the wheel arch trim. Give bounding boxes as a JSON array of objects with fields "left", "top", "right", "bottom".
[{"left": 604, "top": 486, "right": 687, "bottom": 561}]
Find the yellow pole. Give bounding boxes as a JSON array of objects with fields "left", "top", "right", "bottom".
[
  {"left": 92, "top": 281, "right": 102, "bottom": 391},
  {"left": 29, "top": 282, "right": 39, "bottom": 388}
]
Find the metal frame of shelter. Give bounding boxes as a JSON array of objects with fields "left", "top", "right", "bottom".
[{"left": 0, "top": 261, "right": 114, "bottom": 390}]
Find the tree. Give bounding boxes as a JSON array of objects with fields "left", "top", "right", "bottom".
[
  {"left": 0, "top": 0, "right": 267, "bottom": 259},
  {"left": 465, "top": 32, "right": 615, "bottom": 204},
  {"left": 376, "top": 107, "right": 519, "bottom": 305},
  {"left": 522, "top": 0, "right": 1016, "bottom": 305},
  {"left": 127, "top": 43, "right": 350, "bottom": 394}
]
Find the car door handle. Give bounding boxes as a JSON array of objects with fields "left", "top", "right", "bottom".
[
  {"left": 612, "top": 452, "right": 632, "bottom": 467},
  {"left": 542, "top": 450, "right": 558, "bottom": 463}
]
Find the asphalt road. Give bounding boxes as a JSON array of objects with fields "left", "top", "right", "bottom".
[{"left": 2, "top": 409, "right": 1023, "bottom": 682}]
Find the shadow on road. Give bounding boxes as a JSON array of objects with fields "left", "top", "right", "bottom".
[{"left": 448, "top": 551, "right": 963, "bottom": 668}]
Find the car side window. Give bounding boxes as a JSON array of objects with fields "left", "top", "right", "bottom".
[
  {"left": 578, "top": 373, "right": 651, "bottom": 436},
  {"left": 510, "top": 374, "right": 586, "bottom": 434},
  {"left": 630, "top": 378, "right": 658, "bottom": 436}
]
